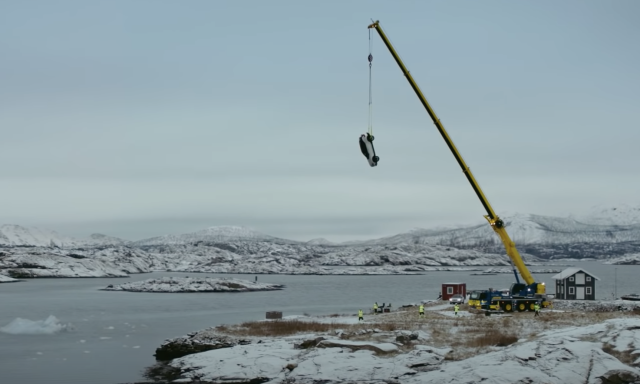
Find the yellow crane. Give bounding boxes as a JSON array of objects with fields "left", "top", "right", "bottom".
[{"left": 368, "top": 20, "right": 548, "bottom": 311}]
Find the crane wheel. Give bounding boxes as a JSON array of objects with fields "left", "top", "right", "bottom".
[
  {"left": 505, "top": 303, "right": 512, "bottom": 312},
  {"left": 529, "top": 303, "right": 535, "bottom": 311},
  {"left": 518, "top": 303, "right": 526, "bottom": 312}
]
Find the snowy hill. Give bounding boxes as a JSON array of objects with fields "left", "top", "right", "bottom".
[
  {"left": 132, "top": 225, "right": 288, "bottom": 246},
  {"left": 0, "top": 225, "right": 81, "bottom": 247},
  {"left": 351, "top": 211, "right": 640, "bottom": 259},
  {"left": 2, "top": 204, "right": 640, "bottom": 279},
  {"left": 306, "top": 238, "right": 335, "bottom": 245},
  {"left": 355, "top": 212, "right": 640, "bottom": 247},
  {"left": 86, "top": 233, "right": 130, "bottom": 247},
  {"left": 578, "top": 203, "right": 640, "bottom": 225},
  {"left": 0, "top": 225, "right": 130, "bottom": 248}
]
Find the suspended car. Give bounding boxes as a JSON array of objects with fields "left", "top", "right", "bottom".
[{"left": 359, "top": 133, "right": 379, "bottom": 167}]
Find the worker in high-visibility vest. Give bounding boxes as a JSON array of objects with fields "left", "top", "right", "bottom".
[
  {"left": 373, "top": 302, "right": 378, "bottom": 314},
  {"left": 358, "top": 309, "right": 364, "bottom": 322},
  {"left": 419, "top": 304, "right": 424, "bottom": 318},
  {"left": 534, "top": 302, "right": 540, "bottom": 317},
  {"left": 454, "top": 303, "right": 460, "bottom": 316}
]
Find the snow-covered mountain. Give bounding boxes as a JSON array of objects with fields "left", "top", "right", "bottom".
[
  {"left": 306, "top": 238, "right": 335, "bottom": 245},
  {"left": 352, "top": 210, "right": 640, "bottom": 259},
  {"left": 578, "top": 203, "right": 640, "bottom": 225},
  {"left": 86, "top": 233, "right": 130, "bottom": 247},
  {"left": 0, "top": 225, "right": 80, "bottom": 247},
  {"left": 355, "top": 212, "right": 640, "bottom": 247},
  {"left": 132, "top": 226, "right": 286, "bottom": 246},
  {"left": 0, "top": 225, "right": 129, "bottom": 248},
  {"left": 2, "top": 204, "right": 640, "bottom": 279}
]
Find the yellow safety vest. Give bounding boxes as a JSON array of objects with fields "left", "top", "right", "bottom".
[{"left": 358, "top": 310, "right": 363, "bottom": 316}]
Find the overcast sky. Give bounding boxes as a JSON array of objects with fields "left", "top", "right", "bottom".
[{"left": 1, "top": 0, "right": 639, "bottom": 242}]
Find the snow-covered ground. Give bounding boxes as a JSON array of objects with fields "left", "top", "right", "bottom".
[
  {"left": 552, "top": 299, "right": 640, "bottom": 312},
  {"left": 102, "top": 276, "right": 285, "bottom": 293},
  {"left": 160, "top": 311, "right": 640, "bottom": 384}
]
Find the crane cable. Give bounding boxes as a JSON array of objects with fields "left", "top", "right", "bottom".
[{"left": 368, "top": 28, "right": 373, "bottom": 136}]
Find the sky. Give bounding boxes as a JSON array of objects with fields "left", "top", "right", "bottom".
[{"left": 1, "top": 0, "right": 639, "bottom": 242}]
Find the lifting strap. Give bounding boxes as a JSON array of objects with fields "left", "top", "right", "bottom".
[{"left": 368, "top": 28, "right": 373, "bottom": 136}]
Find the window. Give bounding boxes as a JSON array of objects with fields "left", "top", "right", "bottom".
[
  {"left": 586, "top": 287, "right": 592, "bottom": 295},
  {"left": 557, "top": 286, "right": 561, "bottom": 294},
  {"left": 561, "top": 286, "right": 564, "bottom": 294},
  {"left": 447, "top": 287, "right": 453, "bottom": 294},
  {"left": 569, "top": 276, "right": 574, "bottom": 282},
  {"left": 586, "top": 276, "right": 591, "bottom": 282},
  {"left": 569, "top": 287, "right": 575, "bottom": 294}
]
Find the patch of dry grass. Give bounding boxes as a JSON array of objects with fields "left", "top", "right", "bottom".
[
  {"left": 602, "top": 343, "right": 637, "bottom": 366},
  {"left": 225, "top": 320, "right": 346, "bottom": 337},
  {"left": 219, "top": 318, "right": 408, "bottom": 338}
]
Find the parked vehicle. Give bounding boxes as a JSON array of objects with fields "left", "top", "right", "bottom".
[{"left": 449, "top": 294, "right": 465, "bottom": 305}]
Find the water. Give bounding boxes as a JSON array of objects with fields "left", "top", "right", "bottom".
[{"left": 0, "top": 261, "right": 636, "bottom": 384}]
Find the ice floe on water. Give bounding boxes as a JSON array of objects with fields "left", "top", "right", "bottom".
[
  {"left": 0, "top": 274, "right": 20, "bottom": 283},
  {"left": 0, "top": 315, "right": 74, "bottom": 335}
]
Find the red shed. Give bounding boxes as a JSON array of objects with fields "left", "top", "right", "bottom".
[{"left": 441, "top": 283, "right": 466, "bottom": 301}]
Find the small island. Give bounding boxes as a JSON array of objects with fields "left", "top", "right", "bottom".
[{"left": 102, "top": 276, "right": 285, "bottom": 293}]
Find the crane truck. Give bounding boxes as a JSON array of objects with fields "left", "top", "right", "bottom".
[{"left": 368, "top": 20, "right": 551, "bottom": 313}]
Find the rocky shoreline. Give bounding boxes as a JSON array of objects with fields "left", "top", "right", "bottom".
[{"left": 137, "top": 300, "right": 640, "bottom": 384}]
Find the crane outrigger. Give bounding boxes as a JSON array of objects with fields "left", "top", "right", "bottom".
[{"left": 367, "top": 20, "right": 549, "bottom": 312}]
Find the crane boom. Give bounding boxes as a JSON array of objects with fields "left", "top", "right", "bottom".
[{"left": 368, "top": 20, "right": 542, "bottom": 292}]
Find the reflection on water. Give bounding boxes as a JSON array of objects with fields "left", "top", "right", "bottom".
[{"left": 0, "top": 261, "right": 636, "bottom": 384}]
